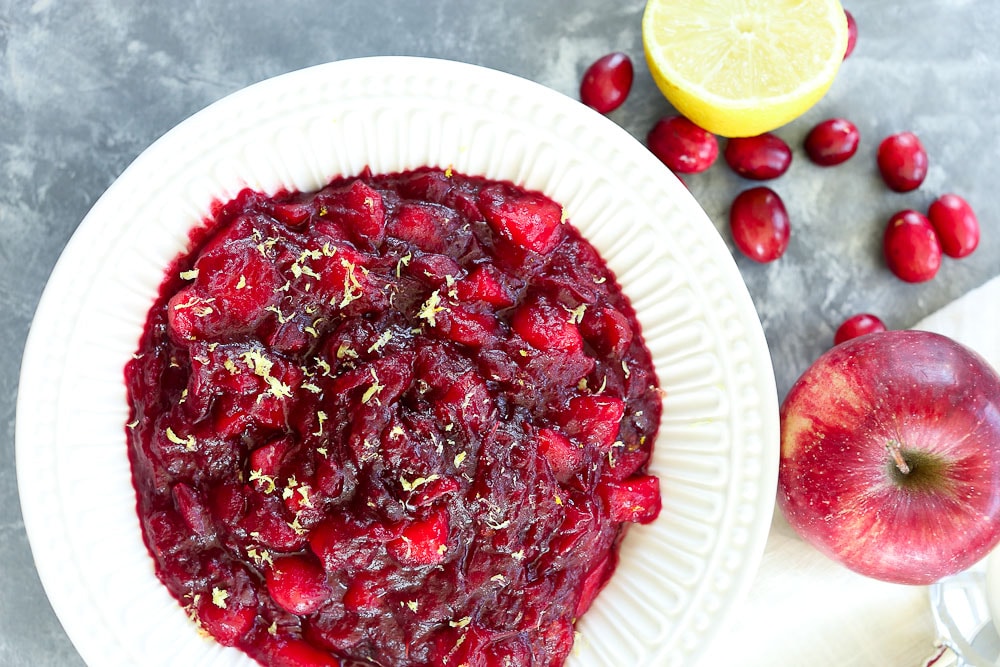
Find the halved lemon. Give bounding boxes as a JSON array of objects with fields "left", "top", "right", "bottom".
[{"left": 642, "top": 0, "right": 848, "bottom": 137}]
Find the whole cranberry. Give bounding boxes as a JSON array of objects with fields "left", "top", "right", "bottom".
[
  {"left": 928, "top": 194, "right": 979, "bottom": 258},
  {"left": 883, "top": 210, "right": 942, "bottom": 282},
  {"left": 844, "top": 10, "right": 858, "bottom": 59},
  {"left": 877, "top": 132, "right": 928, "bottom": 192},
  {"left": 580, "top": 52, "right": 634, "bottom": 114},
  {"left": 834, "top": 313, "right": 886, "bottom": 346},
  {"left": 724, "top": 133, "right": 792, "bottom": 180},
  {"left": 647, "top": 116, "right": 718, "bottom": 174},
  {"left": 804, "top": 119, "right": 860, "bottom": 166},
  {"left": 729, "top": 187, "right": 790, "bottom": 263}
]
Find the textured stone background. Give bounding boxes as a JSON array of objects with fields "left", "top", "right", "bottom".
[{"left": 2, "top": 1, "right": 998, "bottom": 664}]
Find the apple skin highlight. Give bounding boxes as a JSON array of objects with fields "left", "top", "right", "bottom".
[{"left": 778, "top": 329, "right": 1000, "bottom": 585}]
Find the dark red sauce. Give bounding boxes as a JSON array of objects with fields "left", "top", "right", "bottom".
[{"left": 125, "top": 167, "right": 662, "bottom": 667}]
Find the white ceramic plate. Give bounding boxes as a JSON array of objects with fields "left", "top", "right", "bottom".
[{"left": 16, "top": 57, "right": 779, "bottom": 667}]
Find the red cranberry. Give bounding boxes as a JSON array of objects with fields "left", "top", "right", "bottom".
[
  {"left": 804, "top": 119, "right": 859, "bottom": 166},
  {"left": 647, "top": 116, "right": 718, "bottom": 174},
  {"left": 579, "top": 52, "right": 633, "bottom": 113},
  {"left": 729, "top": 187, "right": 790, "bottom": 263},
  {"left": 883, "top": 210, "right": 942, "bottom": 282},
  {"left": 877, "top": 132, "right": 928, "bottom": 192},
  {"left": 928, "top": 194, "right": 979, "bottom": 258},
  {"left": 844, "top": 10, "right": 858, "bottom": 59},
  {"left": 834, "top": 313, "right": 886, "bottom": 346},
  {"left": 266, "top": 555, "right": 331, "bottom": 615},
  {"left": 723, "top": 133, "right": 792, "bottom": 180}
]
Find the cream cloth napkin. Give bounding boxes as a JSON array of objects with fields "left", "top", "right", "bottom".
[{"left": 698, "top": 275, "right": 1000, "bottom": 667}]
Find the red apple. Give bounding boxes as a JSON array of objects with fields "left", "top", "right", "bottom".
[{"left": 778, "top": 329, "right": 1000, "bottom": 585}]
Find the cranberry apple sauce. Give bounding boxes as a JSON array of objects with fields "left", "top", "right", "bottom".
[{"left": 125, "top": 167, "right": 663, "bottom": 667}]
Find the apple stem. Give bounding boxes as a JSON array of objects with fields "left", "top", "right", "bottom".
[{"left": 886, "top": 440, "right": 911, "bottom": 475}]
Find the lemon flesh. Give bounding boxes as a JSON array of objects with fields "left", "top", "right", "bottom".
[{"left": 643, "top": 0, "right": 848, "bottom": 137}]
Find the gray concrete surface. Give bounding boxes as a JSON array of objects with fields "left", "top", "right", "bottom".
[{"left": 2, "top": 1, "right": 998, "bottom": 664}]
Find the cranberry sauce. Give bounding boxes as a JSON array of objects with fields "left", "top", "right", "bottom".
[{"left": 125, "top": 167, "right": 663, "bottom": 667}]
